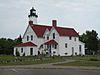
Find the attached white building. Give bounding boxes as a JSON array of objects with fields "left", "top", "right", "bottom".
[{"left": 14, "top": 7, "right": 85, "bottom": 56}]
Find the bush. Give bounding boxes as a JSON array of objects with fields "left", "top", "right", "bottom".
[
  {"left": 89, "top": 58, "right": 98, "bottom": 61},
  {"left": 65, "top": 53, "right": 68, "bottom": 55}
]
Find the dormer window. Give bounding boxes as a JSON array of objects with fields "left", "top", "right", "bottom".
[
  {"left": 74, "top": 37, "right": 76, "bottom": 41},
  {"left": 27, "top": 36, "right": 29, "bottom": 41},
  {"left": 31, "top": 35, "right": 33, "bottom": 41},
  {"left": 53, "top": 33, "right": 55, "bottom": 39},
  {"left": 47, "top": 36, "right": 49, "bottom": 40},
  {"left": 46, "top": 34, "right": 49, "bottom": 40}
]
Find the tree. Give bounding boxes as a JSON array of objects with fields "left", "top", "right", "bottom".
[
  {"left": 0, "top": 35, "right": 22, "bottom": 55},
  {"left": 79, "top": 30, "right": 99, "bottom": 55},
  {"left": 98, "top": 39, "right": 100, "bottom": 54},
  {"left": 0, "top": 38, "right": 7, "bottom": 54},
  {"left": 14, "top": 34, "right": 22, "bottom": 44},
  {"left": 0, "top": 38, "right": 16, "bottom": 55}
]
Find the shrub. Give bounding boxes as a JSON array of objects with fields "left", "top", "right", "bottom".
[
  {"left": 53, "top": 51, "right": 56, "bottom": 54},
  {"left": 65, "top": 53, "right": 68, "bottom": 55},
  {"left": 89, "top": 58, "right": 98, "bottom": 61}
]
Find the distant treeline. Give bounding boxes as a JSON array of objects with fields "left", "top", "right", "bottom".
[{"left": 0, "top": 35, "right": 22, "bottom": 55}]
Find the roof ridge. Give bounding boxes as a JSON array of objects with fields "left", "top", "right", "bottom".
[
  {"left": 56, "top": 26, "right": 74, "bottom": 29},
  {"left": 31, "top": 24, "right": 74, "bottom": 29},
  {"left": 32, "top": 24, "right": 52, "bottom": 27}
]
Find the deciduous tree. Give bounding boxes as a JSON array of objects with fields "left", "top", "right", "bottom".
[{"left": 80, "top": 30, "right": 99, "bottom": 55}]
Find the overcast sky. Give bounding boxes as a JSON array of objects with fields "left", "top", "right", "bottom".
[{"left": 0, "top": 0, "right": 100, "bottom": 39}]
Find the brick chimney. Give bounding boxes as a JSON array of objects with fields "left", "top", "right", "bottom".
[
  {"left": 52, "top": 20, "right": 57, "bottom": 27},
  {"left": 29, "top": 21, "right": 33, "bottom": 25}
]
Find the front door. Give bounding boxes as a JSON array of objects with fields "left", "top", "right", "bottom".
[
  {"left": 47, "top": 45, "right": 51, "bottom": 56},
  {"left": 30, "top": 48, "right": 33, "bottom": 55},
  {"left": 49, "top": 45, "right": 51, "bottom": 54}
]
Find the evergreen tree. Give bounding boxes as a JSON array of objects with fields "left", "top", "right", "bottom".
[{"left": 15, "top": 34, "right": 22, "bottom": 44}]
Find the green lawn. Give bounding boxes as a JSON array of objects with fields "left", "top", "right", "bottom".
[
  {"left": 1, "top": 55, "right": 100, "bottom": 67},
  {"left": 0, "top": 56, "right": 64, "bottom": 66},
  {"left": 55, "top": 55, "right": 100, "bottom": 67},
  {"left": 63, "top": 55, "right": 100, "bottom": 61},
  {"left": 55, "top": 60, "right": 100, "bottom": 67}
]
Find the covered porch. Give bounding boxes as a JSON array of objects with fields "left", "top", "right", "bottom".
[{"left": 39, "top": 40, "right": 58, "bottom": 56}]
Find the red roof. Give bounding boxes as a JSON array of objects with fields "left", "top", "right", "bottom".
[
  {"left": 30, "top": 24, "right": 79, "bottom": 37},
  {"left": 30, "top": 24, "right": 52, "bottom": 37},
  {"left": 44, "top": 40, "right": 58, "bottom": 45},
  {"left": 15, "top": 42, "right": 37, "bottom": 47},
  {"left": 55, "top": 27, "right": 79, "bottom": 36}
]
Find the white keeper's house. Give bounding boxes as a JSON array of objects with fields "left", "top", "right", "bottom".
[{"left": 14, "top": 7, "right": 85, "bottom": 56}]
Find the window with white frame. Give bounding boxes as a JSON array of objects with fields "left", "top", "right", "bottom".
[
  {"left": 79, "top": 45, "right": 82, "bottom": 55},
  {"left": 52, "top": 45, "right": 57, "bottom": 49},
  {"left": 27, "top": 35, "right": 29, "bottom": 41},
  {"left": 31, "top": 35, "right": 33, "bottom": 41},
  {"left": 65, "top": 43, "right": 67, "bottom": 48},
  {"left": 69, "top": 36, "right": 72, "bottom": 40},
  {"left": 54, "top": 45, "right": 57, "bottom": 49},
  {"left": 74, "top": 37, "right": 76, "bottom": 41},
  {"left": 21, "top": 48, "right": 23, "bottom": 53},
  {"left": 47, "top": 34, "right": 49, "bottom": 40},
  {"left": 53, "top": 33, "right": 55, "bottom": 39}
]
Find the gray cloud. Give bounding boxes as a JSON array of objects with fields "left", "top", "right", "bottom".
[{"left": 0, "top": 0, "right": 100, "bottom": 38}]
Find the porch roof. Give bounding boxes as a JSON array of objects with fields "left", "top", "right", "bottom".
[
  {"left": 44, "top": 40, "right": 58, "bottom": 45},
  {"left": 15, "top": 42, "right": 37, "bottom": 47}
]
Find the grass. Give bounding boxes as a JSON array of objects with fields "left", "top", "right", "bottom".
[
  {"left": 55, "top": 55, "right": 100, "bottom": 67},
  {"left": 0, "top": 56, "right": 16, "bottom": 60},
  {"left": 0, "top": 56, "right": 64, "bottom": 66},
  {"left": 1, "top": 55, "right": 100, "bottom": 67},
  {"left": 55, "top": 60, "right": 100, "bottom": 67},
  {"left": 63, "top": 55, "right": 100, "bottom": 61}
]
